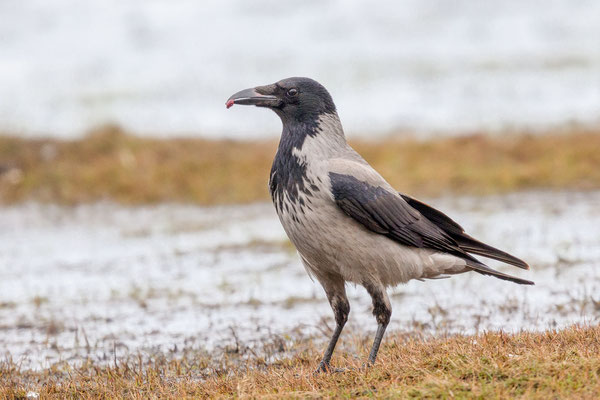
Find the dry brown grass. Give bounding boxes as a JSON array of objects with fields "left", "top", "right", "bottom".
[
  {"left": 2, "top": 325, "right": 599, "bottom": 399},
  {"left": 1, "top": 126, "right": 600, "bottom": 205}
]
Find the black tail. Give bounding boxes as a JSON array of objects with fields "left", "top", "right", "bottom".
[{"left": 466, "top": 260, "right": 534, "bottom": 285}]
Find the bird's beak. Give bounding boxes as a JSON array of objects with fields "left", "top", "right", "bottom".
[{"left": 226, "top": 85, "right": 281, "bottom": 109}]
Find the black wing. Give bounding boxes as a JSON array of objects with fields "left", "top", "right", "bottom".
[
  {"left": 400, "top": 194, "right": 529, "bottom": 270},
  {"left": 329, "top": 172, "right": 533, "bottom": 285},
  {"left": 330, "top": 173, "right": 474, "bottom": 259}
]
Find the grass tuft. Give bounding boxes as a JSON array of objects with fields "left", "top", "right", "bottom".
[{"left": 1, "top": 325, "right": 599, "bottom": 398}]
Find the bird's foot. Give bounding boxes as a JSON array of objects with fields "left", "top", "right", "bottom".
[
  {"left": 314, "top": 361, "right": 330, "bottom": 374},
  {"left": 361, "top": 361, "right": 374, "bottom": 371},
  {"left": 314, "top": 361, "right": 346, "bottom": 374}
]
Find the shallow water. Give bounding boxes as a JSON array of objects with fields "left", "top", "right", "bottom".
[
  {"left": 1, "top": 191, "right": 599, "bottom": 369},
  {"left": 1, "top": 1, "right": 599, "bottom": 138}
]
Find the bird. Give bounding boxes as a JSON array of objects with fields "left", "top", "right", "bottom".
[{"left": 226, "top": 77, "right": 533, "bottom": 373}]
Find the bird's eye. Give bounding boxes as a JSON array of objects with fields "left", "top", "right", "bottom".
[{"left": 287, "top": 88, "right": 298, "bottom": 97}]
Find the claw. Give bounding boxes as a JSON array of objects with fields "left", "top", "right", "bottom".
[
  {"left": 361, "top": 361, "right": 374, "bottom": 371},
  {"left": 314, "top": 361, "right": 330, "bottom": 374},
  {"left": 314, "top": 361, "right": 346, "bottom": 374}
]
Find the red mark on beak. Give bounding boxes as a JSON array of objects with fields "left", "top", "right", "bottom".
[{"left": 226, "top": 99, "right": 234, "bottom": 109}]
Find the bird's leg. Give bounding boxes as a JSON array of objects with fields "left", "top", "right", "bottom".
[
  {"left": 316, "top": 304, "right": 348, "bottom": 373},
  {"left": 364, "top": 283, "right": 392, "bottom": 365},
  {"left": 315, "top": 276, "right": 349, "bottom": 373}
]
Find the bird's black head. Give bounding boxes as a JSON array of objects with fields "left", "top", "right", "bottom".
[{"left": 226, "top": 77, "right": 336, "bottom": 125}]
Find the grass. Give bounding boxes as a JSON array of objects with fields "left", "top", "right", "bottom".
[
  {"left": 1, "top": 125, "right": 600, "bottom": 205},
  {"left": 2, "top": 325, "right": 599, "bottom": 399}
]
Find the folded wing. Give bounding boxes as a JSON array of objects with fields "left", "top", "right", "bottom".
[{"left": 328, "top": 163, "right": 533, "bottom": 285}]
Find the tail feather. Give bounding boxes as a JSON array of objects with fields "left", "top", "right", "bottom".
[{"left": 466, "top": 260, "right": 534, "bottom": 285}]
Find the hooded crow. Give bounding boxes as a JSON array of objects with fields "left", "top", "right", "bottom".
[{"left": 227, "top": 77, "right": 533, "bottom": 372}]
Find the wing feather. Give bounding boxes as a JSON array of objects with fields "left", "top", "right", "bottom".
[
  {"left": 328, "top": 163, "right": 532, "bottom": 285},
  {"left": 400, "top": 194, "right": 529, "bottom": 270}
]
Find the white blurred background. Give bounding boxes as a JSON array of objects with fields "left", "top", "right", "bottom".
[{"left": 1, "top": 0, "right": 599, "bottom": 139}]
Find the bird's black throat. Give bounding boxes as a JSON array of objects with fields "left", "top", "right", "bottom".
[{"left": 269, "top": 117, "right": 323, "bottom": 214}]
